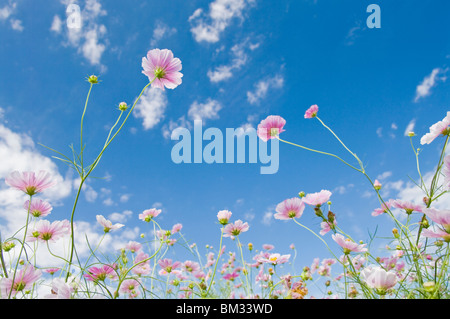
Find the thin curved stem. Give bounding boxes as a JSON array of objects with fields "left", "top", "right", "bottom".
[{"left": 277, "top": 137, "right": 362, "bottom": 172}]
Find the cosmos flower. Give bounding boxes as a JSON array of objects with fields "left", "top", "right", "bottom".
[
  {"left": 320, "top": 219, "right": 337, "bottom": 236},
  {"left": 332, "top": 233, "right": 368, "bottom": 254},
  {"left": 360, "top": 266, "right": 397, "bottom": 294},
  {"left": 422, "top": 228, "right": 450, "bottom": 242},
  {"left": 27, "top": 220, "right": 71, "bottom": 243},
  {"left": 96, "top": 215, "right": 124, "bottom": 233},
  {"left": 158, "top": 259, "right": 181, "bottom": 275},
  {"left": 444, "top": 155, "right": 450, "bottom": 189},
  {"left": 217, "top": 210, "right": 232, "bottom": 225},
  {"left": 302, "top": 190, "right": 332, "bottom": 207},
  {"left": 132, "top": 252, "right": 152, "bottom": 276},
  {"left": 5, "top": 171, "right": 56, "bottom": 196},
  {"left": 371, "top": 200, "right": 394, "bottom": 217},
  {"left": 257, "top": 115, "right": 286, "bottom": 142},
  {"left": 262, "top": 244, "right": 275, "bottom": 251},
  {"left": 392, "top": 200, "right": 424, "bottom": 215},
  {"left": 304, "top": 104, "right": 319, "bottom": 119},
  {"left": 274, "top": 197, "right": 305, "bottom": 220},
  {"left": 84, "top": 265, "right": 117, "bottom": 282},
  {"left": 223, "top": 220, "right": 249, "bottom": 238},
  {"left": 422, "top": 208, "right": 450, "bottom": 232},
  {"left": 125, "top": 241, "right": 142, "bottom": 253},
  {"left": 258, "top": 253, "right": 291, "bottom": 266},
  {"left": 142, "top": 49, "right": 183, "bottom": 90},
  {"left": 120, "top": 279, "right": 141, "bottom": 298},
  {"left": 24, "top": 199, "right": 53, "bottom": 218},
  {"left": 223, "top": 272, "right": 239, "bottom": 281},
  {"left": 171, "top": 223, "right": 183, "bottom": 234},
  {"left": 420, "top": 111, "right": 450, "bottom": 145},
  {"left": 139, "top": 208, "right": 162, "bottom": 222},
  {"left": 44, "top": 278, "right": 74, "bottom": 299},
  {"left": 182, "top": 260, "right": 201, "bottom": 273},
  {"left": 0, "top": 265, "right": 42, "bottom": 297}
]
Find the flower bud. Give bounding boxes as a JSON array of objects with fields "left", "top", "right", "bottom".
[
  {"left": 392, "top": 228, "right": 399, "bottom": 238},
  {"left": 87, "top": 75, "right": 99, "bottom": 84},
  {"left": 118, "top": 102, "right": 128, "bottom": 111},
  {"left": 420, "top": 215, "right": 430, "bottom": 229},
  {"left": 374, "top": 180, "right": 382, "bottom": 191},
  {"left": 298, "top": 191, "right": 305, "bottom": 198}
]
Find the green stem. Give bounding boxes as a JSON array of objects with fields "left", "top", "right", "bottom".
[
  {"left": 80, "top": 83, "right": 93, "bottom": 174},
  {"left": 277, "top": 137, "right": 362, "bottom": 172},
  {"left": 8, "top": 195, "right": 32, "bottom": 299},
  {"left": 205, "top": 226, "right": 224, "bottom": 297}
]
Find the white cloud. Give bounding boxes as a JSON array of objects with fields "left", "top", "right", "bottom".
[
  {"left": 414, "top": 68, "right": 448, "bottom": 102},
  {"left": 188, "top": 99, "right": 222, "bottom": 123},
  {"left": 50, "top": 15, "right": 63, "bottom": 33},
  {"left": 133, "top": 87, "right": 168, "bottom": 130},
  {"left": 262, "top": 211, "right": 273, "bottom": 226},
  {"left": 404, "top": 119, "right": 416, "bottom": 136},
  {"left": 207, "top": 39, "right": 254, "bottom": 83},
  {"left": 150, "top": 21, "right": 177, "bottom": 47},
  {"left": 9, "top": 18, "right": 23, "bottom": 31},
  {"left": 0, "top": 1, "right": 23, "bottom": 32},
  {"left": 52, "top": 0, "right": 108, "bottom": 68},
  {"left": 376, "top": 171, "right": 392, "bottom": 181},
  {"left": 108, "top": 210, "right": 132, "bottom": 223},
  {"left": 247, "top": 75, "right": 284, "bottom": 105},
  {"left": 161, "top": 116, "right": 192, "bottom": 140},
  {"left": 189, "top": 0, "right": 254, "bottom": 43}
]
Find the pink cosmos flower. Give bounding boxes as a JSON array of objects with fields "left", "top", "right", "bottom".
[
  {"left": 257, "top": 115, "right": 286, "bottom": 142},
  {"left": 420, "top": 111, "right": 450, "bottom": 145},
  {"left": 5, "top": 170, "right": 56, "bottom": 196},
  {"left": 84, "top": 265, "right": 117, "bottom": 282},
  {"left": 27, "top": 219, "right": 71, "bottom": 243},
  {"left": 45, "top": 278, "right": 74, "bottom": 299},
  {"left": 258, "top": 253, "right": 290, "bottom": 266},
  {"left": 332, "top": 233, "right": 368, "bottom": 254},
  {"left": 320, "top": 219, "right": 337, "bottom": 236},
  {"left": 139, "top": 208, "right": 161, "bottom": 222},
  {"left": 96, "top": 215, "right": 124, "bottom": 233},
  {"left": 223, "top": 272, "right": 239, "bottom": 281},
  {"left": 125, "top": 241, "right": 142, "bottom": 253},
  {"left": 304, "top": 104, "right": 319, "bottom": 119},
  {"left": 1, "top": 265, "right": 42, "bottom": 296},
  {"left": 360, "top": 266, "right": 397, "bottom": 293},
  {"left": 182, "top": 260, "right": 200, "bottom": 273},
  {"left": 422, "top": 228, "right": 450, "bottom": 242},
  {"left": 171, "top": 223, "right": 183, "bottom": 234},
  {"left": 262, "top": 244, "right": 274, "bottom": 251},
  {"left": 142, "top": 49, "right": 183, "bottom": 90},
  {"left": 120, "top": 279, "right": 141, "bottom": 298},
  {"left": 223, "top": 220, "right": 249, "bottom": 237},
  {"left": 274, "top": 197, "right": 305, "bottom": 220},
  {"left": 44, "top": 268, "right": 60, "bottom": 275},
  {"left": 217, "top": 210, "right": 232, "bottom": 225},
  {"left": 24, "top": 199, "right": 52, "bottom": 218},
  {"left": 302, "top": 190, "right": 332, "bottom": 207},
  {"left": 444, "top": 155, "right": 450, "bottom": 189},
  {"left": 371, "top": 200, "right": 393, "bottom": 217},
  {"left": 132, "top": 252, "right": 151, "bottom": 276},
  {"left": 422, "top": 208, "right": 450, "bottom": 232},
  {"left": 392, "top": 200, "right": 424, "bottom": 215},
  {"left": 158, "top": 259, "right": 181, "bottom": 275}
]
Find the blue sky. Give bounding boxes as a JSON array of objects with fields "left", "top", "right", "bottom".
[{"left": 0, "top": 0, "right": 450, "bottom": 283}]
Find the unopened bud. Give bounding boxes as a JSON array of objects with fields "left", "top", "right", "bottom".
[{"left": 118, "top": 102, "right": 128, "bottom": 111}]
